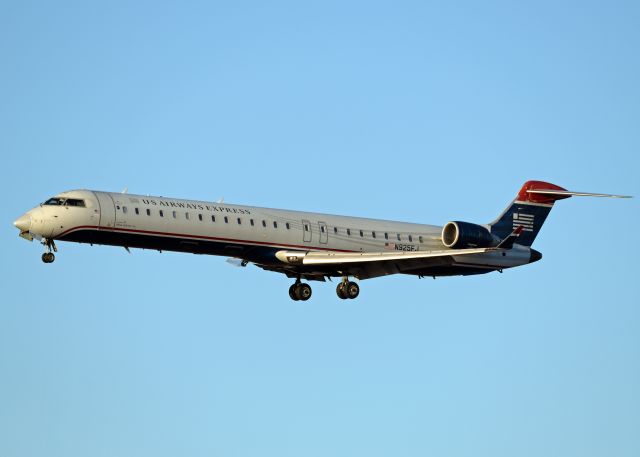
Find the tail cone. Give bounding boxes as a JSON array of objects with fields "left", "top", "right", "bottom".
[{"left": 529, "top": 249, "right": 543, "bottom": 263}]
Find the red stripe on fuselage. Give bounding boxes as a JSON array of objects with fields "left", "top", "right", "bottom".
[{"left": 56, "top": 225, "right": 357, "bottom": 253}]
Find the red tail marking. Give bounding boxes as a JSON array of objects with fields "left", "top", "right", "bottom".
[{"left": 517, "top": 180, "right": 570, "bottom": 204}]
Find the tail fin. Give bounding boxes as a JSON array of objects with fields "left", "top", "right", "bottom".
[{"left": 489, "top": 180, "right": 631, "bottom": 247}]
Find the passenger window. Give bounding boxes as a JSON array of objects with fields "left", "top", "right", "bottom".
[
  {"left": 304, "top": 224, "right": 309, "bottom": 231},
  {"left": 159, "top": 210, "right": 164, "bottom": 217},
  {"left": 419, "top": 235, "right": 423, "bottom": 243},
  {"left": 237, "top": 218, "right": 242, "bottom": 225},
  {"left": 262, "top": 220, "right": 267, "bottom": 228},
  {"left": 409, "top": 235, "right": 413, "bottom": 242},
  {"left": 185, "top": 212, "right": 190, "bottom": 220},
  {"left": 334, "top": 227, "right": 338, "bottom": 234},
  {"left": 286, "top": 222, "right": 290, "bottom": 229},
  {"left": 172, "top": 211, "right": 177, "bottom": 218},
  {"left": 385, "top": 233, "right": 389, "bottom": 240},
  {"left": 224, "top": 216, "right": 229, "bottom": 223},
  {"left": 135, "top": 208, "right": 139, "bottom": 215},
  {"left": 273, "top": 221, "right": 278, "bottom": 228},
  {"left": 397, "top": 234, "right": 401, "bottom": 241},
  {"left": 211, "top": 215, "right": 216, "bottom": 222},
  {"left": 198, "top": 214, "right": 203, "bottom": 221},
  {"left": 146, "top": 208, "right": 151, "bottom": 216},
  {"left": 359, "top": 229, "right": 363, "bottom": 237},
  {"left": 372, "top": 231, "right": 376, "bottom": 238},
  {"left": 122, "top": 206, "right": 128, "bottom": 214},
  {"left": 250, "top": 219, "right": 254, "bottom": 226},
  {"left": 347, "top": 229, "right": 351, "bottom": 236},
  {"left": 321, "top": 226, "right": 325, "bottom": 233}
]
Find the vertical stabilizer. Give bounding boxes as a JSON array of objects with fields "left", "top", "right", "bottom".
[{"left": 489, "top": 181, "right": 570, "bottom": 247}]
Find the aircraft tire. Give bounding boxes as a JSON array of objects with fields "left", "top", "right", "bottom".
[
  {"left": 336, "top": 283, "right": 348, "bottom": 299},
  {"left": 289, "top": 284, "right": 300, "bottom": 301},
  {"left": 297, "top": 283, "right": 312, "bottom": 301},
  {"left": 346, "top": 281, "right": 359, "bottom": 299},
  {"left": 42, "top": 253, "right": 55, "bottom": 263}
]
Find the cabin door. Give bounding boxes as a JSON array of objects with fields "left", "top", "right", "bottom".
[
  {"left": 318, "top": 221, "right": 328, "bottom": 244},
  {"left": 94, "top": 192, "right": 116, "bottom": 228},
  {"left": 302, "top": 219, "right": 312, "bottom": 243}
]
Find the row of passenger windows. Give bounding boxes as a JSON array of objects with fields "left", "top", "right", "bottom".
[
  {"left": 118, "top": 205, "right": 424, "bottom": 243},
  {"left": 120, "top": 205, "right": 289, "bottom": 229}
]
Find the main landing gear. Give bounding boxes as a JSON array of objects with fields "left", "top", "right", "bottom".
[
  {"left": 41, "top": 239, "right": 57, "bottom": 264},
  {"left": 287, "top": 277, "right": 360, "bottom": 301},
  {"left": 336, "top": 278, "right": 359, "bottom": 300},
  {"left": 289, "top": 279, "right": 312, "bottom": 301}
]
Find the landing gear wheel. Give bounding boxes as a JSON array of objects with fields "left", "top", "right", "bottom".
[
  {"left": 336, "top": 281, "right": 359, "bottom": 299},
  {"left": 289, "top": 282, "right": 312, "bottom": 301},
  {"left": 41, "top": 252, "right": 55, "bottom": 263},
  {"left": 345, "top": 281, "right": 359, "bottom": 299},
  {"left": 289, "top": 284, "right": 300, "bottom": 301},
  {"left": 296, "top": 283, "right": 312, "bottom": 301},
  {"left": 336, "top": 283, "right": 348, "bottom": 300}
]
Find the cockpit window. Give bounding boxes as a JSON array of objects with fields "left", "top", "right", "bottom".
[
  {"left": 43, "top": 197, "right": 85, "bottom": 207},
  {"left": 65, "top": 199, "right": 85, "bottom": 207}
]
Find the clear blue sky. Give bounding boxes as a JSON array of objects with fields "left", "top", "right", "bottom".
[{"left": 1, "top": 1, "right": 638, "bottom": 456}]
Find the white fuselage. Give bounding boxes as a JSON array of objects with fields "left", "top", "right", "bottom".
[{"left": 23, "top": 190, "right": 447, "bottom": 251}]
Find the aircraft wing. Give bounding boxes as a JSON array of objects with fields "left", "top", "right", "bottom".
[
  {"left": 301, "top": 247, "right": 491, "bottom": 265},
  {"left": 261, "top": 247, "right": 502, "bottom": 280}
]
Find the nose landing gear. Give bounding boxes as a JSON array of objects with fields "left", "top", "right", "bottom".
[{"left": 41, "top": 239, "right": 57, "bottom": 264}]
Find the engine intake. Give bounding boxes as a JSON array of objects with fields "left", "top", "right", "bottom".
[{"left": 442, "top": 221, "right": 496, "bottom": 249}]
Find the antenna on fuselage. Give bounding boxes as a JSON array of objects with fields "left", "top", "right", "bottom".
[
  {"left": 217, "top": 197, "right": 224, "bottom": 203},
  {"left": 121, "top": 187, "right": 128, "bottom": 194}
]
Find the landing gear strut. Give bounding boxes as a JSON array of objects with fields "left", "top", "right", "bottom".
[
  {"left": 289, "top": 279, "right": 312, "bottom": 301},
  {"left": 41, "top": 239, "right": 57, "bottom": 264},
  {"left": 336, "top": 278, "right": 359, "bottom": 300}
]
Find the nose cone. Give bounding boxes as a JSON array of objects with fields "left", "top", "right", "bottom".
[
  {"left": 14, "top": 213, "right": 31, "bottom": 232},
  {"left": 529, "top": 248, "right": 543, "bottom": 263}
]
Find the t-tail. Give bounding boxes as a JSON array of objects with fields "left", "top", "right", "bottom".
[{"left": 490, "top": 180, "right": 631, "bottom": 247}]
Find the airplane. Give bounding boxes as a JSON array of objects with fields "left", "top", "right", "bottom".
[{"left": 13, "top": 180, "right": 630, "bottom": 301}]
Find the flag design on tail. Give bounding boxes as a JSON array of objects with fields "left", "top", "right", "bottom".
[{"left": 489, "top": 181, "right": 570, "bottom": 247}]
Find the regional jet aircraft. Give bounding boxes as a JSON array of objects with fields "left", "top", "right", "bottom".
[{"left": 13, "top": 181, "right": 630, "bottom": 300}]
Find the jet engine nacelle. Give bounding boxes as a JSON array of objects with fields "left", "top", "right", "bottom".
[{"left": 442, "top": 221, "right": 496, "bottom": 249}]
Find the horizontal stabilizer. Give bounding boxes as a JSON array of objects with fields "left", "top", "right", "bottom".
[{"left": 527, "top": 189, "right": 631, "bottom": 198}]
